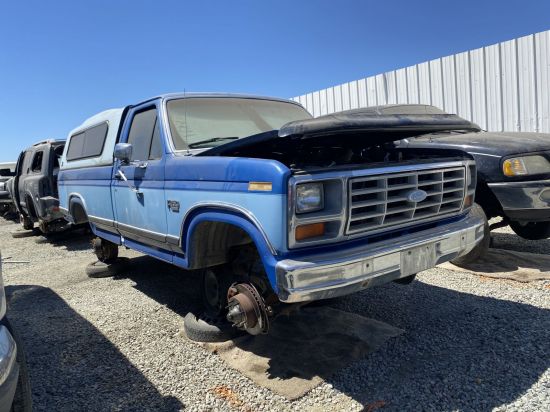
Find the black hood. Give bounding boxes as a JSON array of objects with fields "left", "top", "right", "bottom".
[
  {"left": 201, "top": 104, "right": 480, "bottom": 156},
  {"left": 413, "top": 131, "right": 550, "bottom": 156}
]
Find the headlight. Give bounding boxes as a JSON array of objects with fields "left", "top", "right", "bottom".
[
  {"left": 503, "top": 155, "right": 550, "bottom": 176},
  {"left": 296, "top": 183, "right": 324, "bottom": 213}
]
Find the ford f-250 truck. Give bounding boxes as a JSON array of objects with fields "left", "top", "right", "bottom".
[{"left": 58, "top": 94, "right": 484, "bottom": 337}]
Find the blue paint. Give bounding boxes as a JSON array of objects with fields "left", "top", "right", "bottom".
[
  {"left": 175, "top": 209, "right": 280, "bottom": 291},
  {"left": 91, "top": 224, "right": 122, "bottom": 245},
  {"left": 58, "top": 165, "right": 116, "bottom": 220},
  {"left": 122, "top": 237, "right": 174, "bottom": 263},
  {"left": 164, "top": 154, "right": 290, "bottom": 194}
]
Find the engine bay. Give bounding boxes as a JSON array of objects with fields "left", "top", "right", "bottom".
[{"left": 204, "top": 132, "right": 472, "bottom": 173}]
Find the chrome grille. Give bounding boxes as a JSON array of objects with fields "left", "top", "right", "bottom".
[{"left": 347, "top": 167, "right": 466, "bottom": 234}]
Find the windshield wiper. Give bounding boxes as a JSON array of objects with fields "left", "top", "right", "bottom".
[{"left": 188, "top": 137, "right": 239, "bottom": 148}]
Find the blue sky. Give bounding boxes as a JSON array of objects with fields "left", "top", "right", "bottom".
[{"left": 1, "top": 0, "right": 549, "bottom": 161}]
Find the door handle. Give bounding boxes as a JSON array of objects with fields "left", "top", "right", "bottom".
[{"left": 115, "top": 169, "right": 142, "bottom": 194}]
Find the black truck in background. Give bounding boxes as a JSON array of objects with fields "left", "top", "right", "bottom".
[
  {"left": 11, "top": 140, "right": 68, "bottom": 234},
  {"left": 403, "top": 128, "right": 550, "bottom": 261}
]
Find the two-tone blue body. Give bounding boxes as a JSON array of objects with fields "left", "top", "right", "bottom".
[{"left": 58, "top": 95, "right": 295, "bottom": 293}]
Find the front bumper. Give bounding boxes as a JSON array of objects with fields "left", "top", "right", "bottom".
[
  {"left": 489, "top": 179, "right": 550, "bottom": 222},
  {"left": 0, "top": 324, "right": 18, "bottom": 412},
  {"left": 276, "top": 212, "right": 485, "bottom": 302}
]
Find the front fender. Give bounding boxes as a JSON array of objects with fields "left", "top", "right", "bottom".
[{"left": 180, "top": 209, "right": 280, "bottom": 292}]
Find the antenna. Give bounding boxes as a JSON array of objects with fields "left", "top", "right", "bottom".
[{"left": 183, "top": 88, "right": 189, "bottom": 154}]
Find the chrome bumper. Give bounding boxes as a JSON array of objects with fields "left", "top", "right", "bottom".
[
  {"left": 276, "top": 212, "right": 485, "bottom": 303},
  {"left": 489, "top": 179, "right": 550, "bottom": 221}
]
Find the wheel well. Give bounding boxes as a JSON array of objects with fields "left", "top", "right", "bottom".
[
  {"left": 187, "top": 221, "right": 254, "bottom": 270},
  {"left": 25, "top": 195, "right": 38, "bottom": 220},
  {"left": 70, "top": 198, "right": 88, "bottom": 224},
  {"left": 475, "top": 179, "right": 503, "bottom": 220}
]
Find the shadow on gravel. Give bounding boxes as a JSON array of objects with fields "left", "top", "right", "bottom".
[
  {"left": 109, "top": 254, "right": 550, "bottom": 410},
  {"left": 113, "top": 255, "right": 203, "bottom": 317},
  {"left": 5, "top": 284, "right": 183, "bottom": 411},
  {"left": 33, "top": 228, "right": 93, "bottom": 252},
  {"left": 331, "top": 280, "right": 550, "bottom": 411},
  {"left": 491, "top": 231, "right": 550, "bottom": 254}
]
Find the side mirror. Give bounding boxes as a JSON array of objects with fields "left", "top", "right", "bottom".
[{"left": 114, "top": 143, "right": 132, "bottom": 164}]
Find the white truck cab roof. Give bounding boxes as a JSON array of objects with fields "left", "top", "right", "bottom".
[{"left": 60, "top": 108, "right": 125, "bottom": 170}]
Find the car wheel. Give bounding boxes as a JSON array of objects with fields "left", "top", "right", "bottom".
[
  {"left": 509, "top": 221, "right": 550, "bottom": 240},
  {"left": 183, "top": 312, "right": 242, "bottom": 342},
  {"left": 92, "top": 237, "right": 119, "bottom": 263},
  {"left": 450, "top": 203, "right": 490, "bottom": 266},
  {"left": 20, "top": 216, "right": 33, "bottom": 231}
]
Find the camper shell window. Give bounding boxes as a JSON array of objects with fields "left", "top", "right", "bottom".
[{"left": 67, "top": 122, "right": 109, "bottom": 161}]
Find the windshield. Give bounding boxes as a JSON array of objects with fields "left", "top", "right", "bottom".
[{"left": 166, "top": 97, "right": 311, "bottom": 149}]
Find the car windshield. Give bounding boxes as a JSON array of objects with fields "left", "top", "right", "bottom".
[{"left": 166, "top": 97, "right": 311, "bottom": 150}]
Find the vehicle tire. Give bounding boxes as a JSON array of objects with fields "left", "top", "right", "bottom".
[
  {"left": 92, "top": 237, "right": 119, "bottom": 263},
  {"left": 394, "top": 274, "right": 416, "bottom": 285},
  {"left": 20, "top": 216, "right": 33, "bottom": 231},
  {"left": 200, "top": 267, "right": 234, "bottom": 317},
  {"left": 450, "top": 203, "right": 490, "bottom": 266},
  {"left": 10, "top": 230, "right": 35, "bottom": 239},
  {"left": 509, "top": 221, "right": 550, "bottom": 240},
  {"left": 85, "top": 258, "right": 129, "bottom": 278},
  {"left": 183, "top": 312, "right": 241, "bottom": 343}
]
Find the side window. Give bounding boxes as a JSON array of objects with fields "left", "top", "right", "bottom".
[
  {"left": 149, "top": 119, "right": 162, "bottom": 160},
  {"left": 22, "top": 151, "right": 32, "bottom": 175},
  {"left": 52, "top": 145, "right": 64, "bottom": 174},
  {"left": 127, "top": 108, "right": 162, "bottom": 161},
  {"left": 31, "top": 151, "right": 43, "bottom": 173},
  {"left": 66, "top": 122, "right": 108, "bottom": 161}
]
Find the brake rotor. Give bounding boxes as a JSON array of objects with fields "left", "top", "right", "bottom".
[{"left": 226, "top": 283, "right": 269, "bottom": 335}]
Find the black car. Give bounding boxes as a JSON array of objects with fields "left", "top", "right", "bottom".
[
  {"left": 12, "top": 140, "right": 68, "bottom": 234},
  {"left": 404, "top": 127, "right": 550, "bottom": 261}
]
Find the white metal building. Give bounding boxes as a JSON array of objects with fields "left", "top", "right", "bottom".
[{"left": 293, "top": 30, "right": 550, "bottom": 133}]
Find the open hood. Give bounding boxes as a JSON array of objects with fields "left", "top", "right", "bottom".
[{"left": 202, "top": 104, "right": 480, "bottom": 157}]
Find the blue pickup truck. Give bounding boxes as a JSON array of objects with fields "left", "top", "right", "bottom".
[{"left": 58, "top": 94, "right": 484, "bottom": 336}]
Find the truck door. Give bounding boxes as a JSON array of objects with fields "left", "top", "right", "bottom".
[{"left": 112, "top": 104, "right": 167, "bottom": 247}]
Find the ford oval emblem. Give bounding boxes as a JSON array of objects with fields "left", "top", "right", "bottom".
[{"left": 407, "top": 189, "right": 428, "bottom": 203}]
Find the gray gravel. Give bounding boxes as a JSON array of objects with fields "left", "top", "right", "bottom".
[{"left": 0, "top": 217, "right": 549, "bottom": 411}]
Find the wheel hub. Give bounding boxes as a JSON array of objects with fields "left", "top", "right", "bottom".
[{"left": 226, "top": 283, "right": 269, "bottom": 335}]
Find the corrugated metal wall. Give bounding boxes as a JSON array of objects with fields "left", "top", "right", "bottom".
[{"left": 293, "top": 30, "right": 550, "bottom": 133}]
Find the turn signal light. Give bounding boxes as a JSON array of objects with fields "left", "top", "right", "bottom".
[
  {"left": 503, "top": 158, "right": 527, "bottom": 176},
  {"left": 463, "top": 194, "right": 474, "bottom": 208},
  {"left": 295, "top": 222, "right": 325, "bottom": 241}
]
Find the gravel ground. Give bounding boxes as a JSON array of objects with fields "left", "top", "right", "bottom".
[{"left": 0, "top": 217, "right": 549, "bottom": 411}]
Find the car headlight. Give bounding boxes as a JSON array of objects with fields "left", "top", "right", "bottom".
[
  {"left": 503, "top": 155, "right": 550, "bottom": 176},
  {"left": 296, "top": 183, "right": 324, "bottom": 213}
]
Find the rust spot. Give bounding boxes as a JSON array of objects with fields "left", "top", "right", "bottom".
[{"left": 210, "top": 385, "right": 251, "bottom": 411}]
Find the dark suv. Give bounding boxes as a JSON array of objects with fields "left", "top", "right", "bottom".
[{"left": 12, "top": 140, "right": 68, "bottom": 234}]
